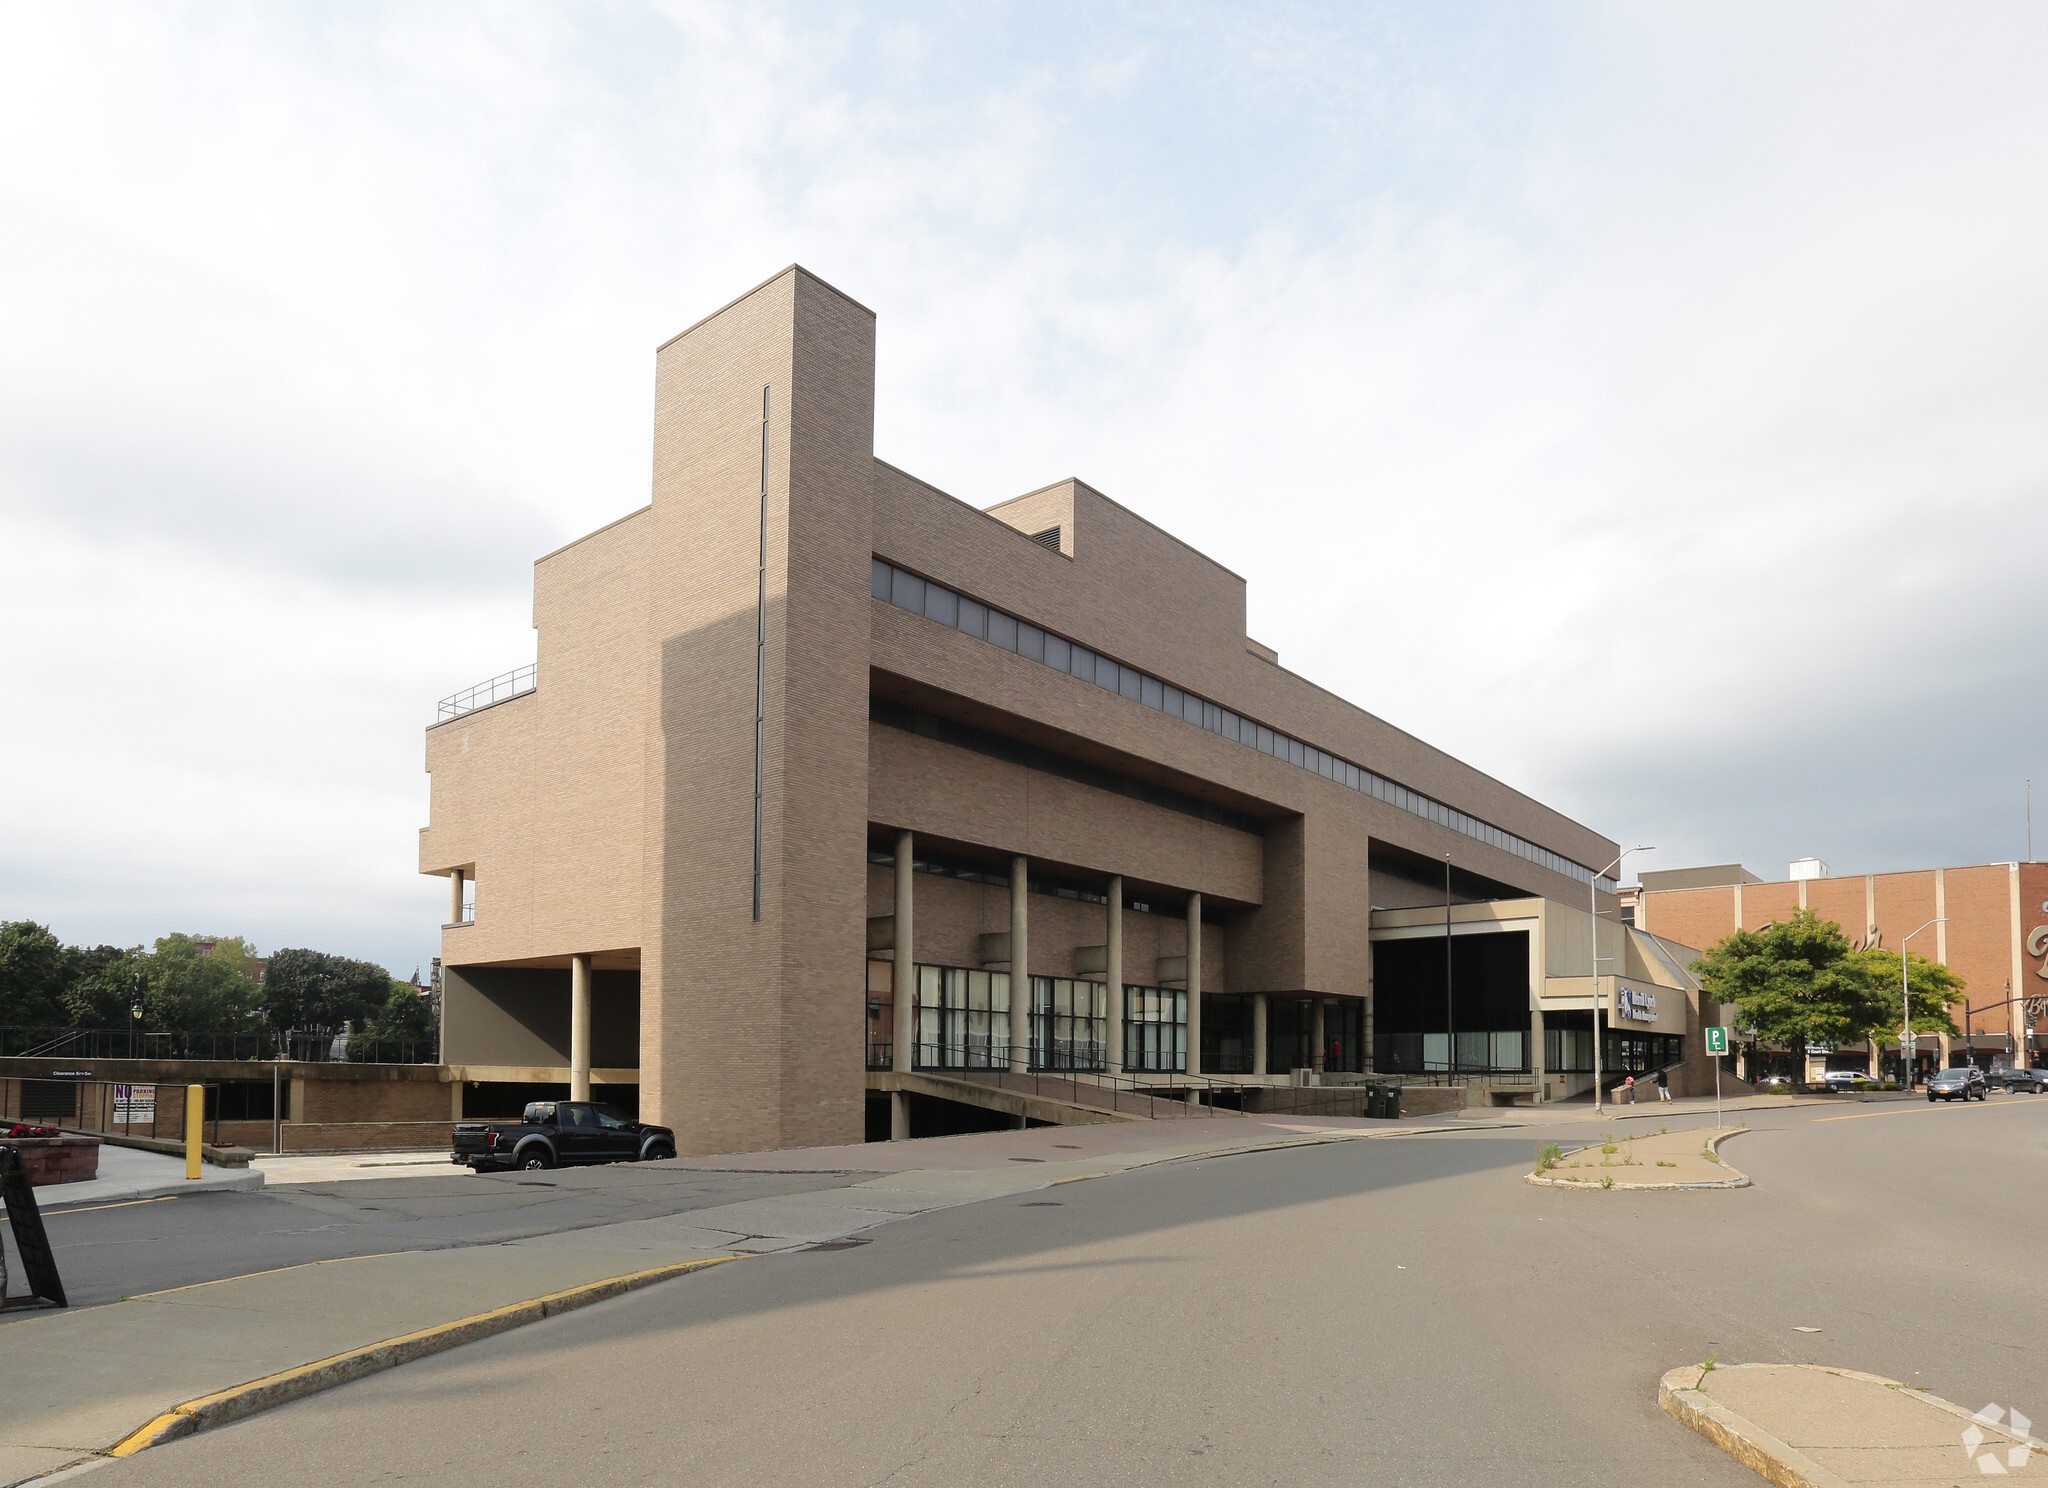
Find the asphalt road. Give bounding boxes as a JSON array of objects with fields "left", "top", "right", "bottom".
[
  {"left": 68, "top": 1095, "right": 2048, "bottom": 1487},
  {"left": 25, "top": 1165, "right": 871, "bottom": 1307}
]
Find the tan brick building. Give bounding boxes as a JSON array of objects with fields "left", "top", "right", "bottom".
[
  {"left": 1629, "top": 859, "right": 2048, "bottom": 1078},
  {"left": 419, "top": 267, "right": 1691, "bottom": 1153}
]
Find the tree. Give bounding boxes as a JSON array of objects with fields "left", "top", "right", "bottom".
[
  {"left": 350, "top": 982, "right": 435, "bottom": 1060},
  {"left": 139, "top": 933, "right": 265, "bottom": 1031},
  {"left": 1842, "top": 946, "right": 1963, "bottom": 1047},
  {"left": 0, "top": 921, "right": 74, "bottom": 1027},
  {"left": 263, "top": 947, "right": 393, "bottom": 1034},
  {"left": 62, "top": 944, "right": 146, "bottom": 1027},
  {"left": 1693, "top": 910, "right": 1961, "bottom": 1057}
]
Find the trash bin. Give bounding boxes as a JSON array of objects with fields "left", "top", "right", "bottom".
[{"left": 1383, "top": 1084, "right": 1402, "bottom": 1119}]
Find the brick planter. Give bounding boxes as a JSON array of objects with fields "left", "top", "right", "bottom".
[{"left": 2, "top": 1135, "right": 103, "bottom": 1186}]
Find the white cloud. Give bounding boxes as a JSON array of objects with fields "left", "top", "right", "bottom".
[{"left": 2, "top": 1, "right": 2045, "bottom": 978}]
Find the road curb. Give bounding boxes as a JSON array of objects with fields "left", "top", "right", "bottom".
[
  {"left": 1525, "top": 1126, "right": 1751, "bottom": 1191},
  {"left": 104, "top": 1254, "right": 742, "bottom": 1458},
  {"left": 1658, "top": 1362, "right": 2048, "bottom": 1488}
]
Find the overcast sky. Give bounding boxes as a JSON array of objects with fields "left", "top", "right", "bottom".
[{"left": 4, "top": 2, "right": 2046, "bottom": 978}]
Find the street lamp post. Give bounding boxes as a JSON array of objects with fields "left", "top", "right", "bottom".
[
  {"left": 1899, "top": 917, "right": 1946, "bottom": 1091},
  {"left": 1592, "top": 846, "right": 1654, "bottom": 1115}
]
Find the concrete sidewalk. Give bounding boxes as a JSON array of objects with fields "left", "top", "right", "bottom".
[
  {"left": 0, "top": 1115, "right": 1419, "bottom": 1484},
  {"left": 253, "top": 1149, "right": 453, "bottom": 1185},
  {"left": 28, "top": 1143, "right": 262, "bottom": 1210},
  {"left": 1662, "top": 1362, "right": 2046, "bottom": 1486}
]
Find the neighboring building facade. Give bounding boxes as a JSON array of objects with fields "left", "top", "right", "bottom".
[
  {"left": 419, "top": 266, "right": 1652, "bottom": 1154},
  {"left": 1630, "top": 859, "right": 2048, "bottom": 1076}
]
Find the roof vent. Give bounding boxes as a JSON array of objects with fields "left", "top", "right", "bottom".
[
  {"left": 1789, "top": 857, "right": 1830, "bottom": 881},
  {"left": 1029, "top": 526, "right": 1061, "bottom": 552}
]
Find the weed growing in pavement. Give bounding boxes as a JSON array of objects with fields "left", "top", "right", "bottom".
[
  {"left": 1601, "top": 1174, "right": 1615, "bottom": 1189},
  {"left": 1701, "top": 1353, "right": 1718, "bottom": 1372},
  {"left": 1702, "top": 1149, "right": 1720, "bottom": 1164},
  {"left": 1656, "top": 1160, "right": 1676, "bottom": 1168},
  {"left": 1535, "top": 1142, "right": 1563, "bottom": 1172},
  {"left": 1600, "top": 1135, "right": 1618, "bottom": 1154}
]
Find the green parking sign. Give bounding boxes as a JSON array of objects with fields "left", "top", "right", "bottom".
[{"left": 1705, "top": 1026, "right": 1729, "bottom": 1054}]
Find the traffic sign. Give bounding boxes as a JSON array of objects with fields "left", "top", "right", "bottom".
[{"left": 1705, "top": 1026, "right": 1729, "bottom": 1055}]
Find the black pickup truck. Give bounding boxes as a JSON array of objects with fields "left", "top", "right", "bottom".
[{"left": 452, "top": 1100, "right": 676, "bottom": 1172}]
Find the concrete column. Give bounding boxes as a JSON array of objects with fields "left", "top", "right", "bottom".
[
  {"left": 1010, "top": 855, "right": 1030, "bottom": 1073},
  {"left": 893, "top": 830, "right": 915, "bottom": 1076},
  {"left": 1530, "top": 1004, "right": 1547, "bottom": 1103},
  {"left": 448, "top": 868, "right": 465, "bottom": 925},
  {"left": 1311, "top": 998, "right": 1326, "bottom": 1073},
  {"left": 570, "top": 954, "right": 593, "bottom": 1102},
  {"left": 449, "top": 1080, "right": 464, "bottom": 1121},
  {"left": 1106, "top": 875, "right": 1124, "bottom": 1075},
  {"left": 1186, "top": 893, "right": 1203, "bottom": 1078},
  {"left": 1252, "top": 993, "right": 1268, "bottom": 1076},
  {"left": 890, "top": 1090, "right": 909, "bottom": 1141}
]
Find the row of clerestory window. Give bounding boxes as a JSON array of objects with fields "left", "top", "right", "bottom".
[{"left": 871, "top": 556, "right": 1613, "bottom": 892}]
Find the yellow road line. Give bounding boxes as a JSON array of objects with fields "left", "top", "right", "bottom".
[{"left": 42, "top": 1196, "right": 178, "bottom": 1217}]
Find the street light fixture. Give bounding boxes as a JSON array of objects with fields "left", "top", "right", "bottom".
[
  {"left": 1592, "top": 846, "right": 1654, "bottom": 1115},
  {"left": 1899, "top": 917, "right": 1946, "bottom": 1091}
]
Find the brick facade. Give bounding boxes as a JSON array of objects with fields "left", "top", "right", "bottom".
[
  {"left": 422, "top": 267, "right": 1625, "bottom": 1151},
  {"left": 1638, "top": 861, "right": 2048, "bottom": 1059}
]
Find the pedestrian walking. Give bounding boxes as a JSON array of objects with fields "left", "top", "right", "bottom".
[
  {"left": 1655, "top": 1068, "right": 1671, "bottom": 1103},
  {"left": 1624, "top": 1074, "right": 1636, "bottom": 1104}
]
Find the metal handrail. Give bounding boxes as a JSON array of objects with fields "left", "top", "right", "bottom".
[
  {"left": 0, "top": 1026, "right": 439, "bottom": 1065},
  {"left": 436, "top": 664, "right": 536, "bottom": 724}
]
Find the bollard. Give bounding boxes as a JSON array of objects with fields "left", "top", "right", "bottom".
[{"left": 185, "top": 1084, "right": 203, "bottom": 1179}]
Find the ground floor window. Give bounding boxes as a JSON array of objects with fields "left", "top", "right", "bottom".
[
  {"left": 1203, "top": 994, "right": 1254, "bottom": 1074},
  {"left": 1323, "top": 997, "right": 1365, "bottom": 1074},
  {"left": 1125, "top": 984, "right": 1186, "bottom": 1072},
  {"left": 1031, "top": 976, "right": 1107, "bottom": 1071},
  {"left": 1545, "top": 1025, "right": 1593, "bottom": 1072},
  {"left": 1605, "top": 1031, "right": 1682, "bottom": 1073},
  {"left": 915, "top": 965, "right": 1013, "bottom": 1069},
  {"left": 1266, "top": 997, "right": 1368, "bottom": 1074},
  {"left": 1377, "top": 1030, "right": 1525, "bottom": 1073},
  {"left": 1371, "top": 929, "right": 1533, "bottom": 1072},
  {"left": 866, "top": 959, "right": 894, "bottom": 1070}
]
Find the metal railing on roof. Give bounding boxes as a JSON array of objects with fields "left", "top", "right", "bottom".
[{"left": 437, "top": 664, "right": 536, "bottom": 724}]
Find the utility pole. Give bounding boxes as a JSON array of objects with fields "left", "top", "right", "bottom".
[{"left": 1900, "top": 918, "right": 1946, "bottom": 1091}]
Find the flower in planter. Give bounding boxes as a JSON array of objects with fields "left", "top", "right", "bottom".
[{"left": 2, "top": 1123, "right": 62, "bottom": 1139}]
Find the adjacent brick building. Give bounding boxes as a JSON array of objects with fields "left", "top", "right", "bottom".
[
  {"left": 1629, "top": 859, "right": 2048, "bottom": 1076},
  {"left": 420, "top": 266, "right": 1701, "bottom": 1153}
]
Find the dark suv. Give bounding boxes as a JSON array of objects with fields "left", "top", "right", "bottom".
[
  {"left": 1987, "top": 1066, "right": 2048, "bottom": 1093},
  {"left": 1925, "top": 1066, "right": 1988, "bottom": 1103}
]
